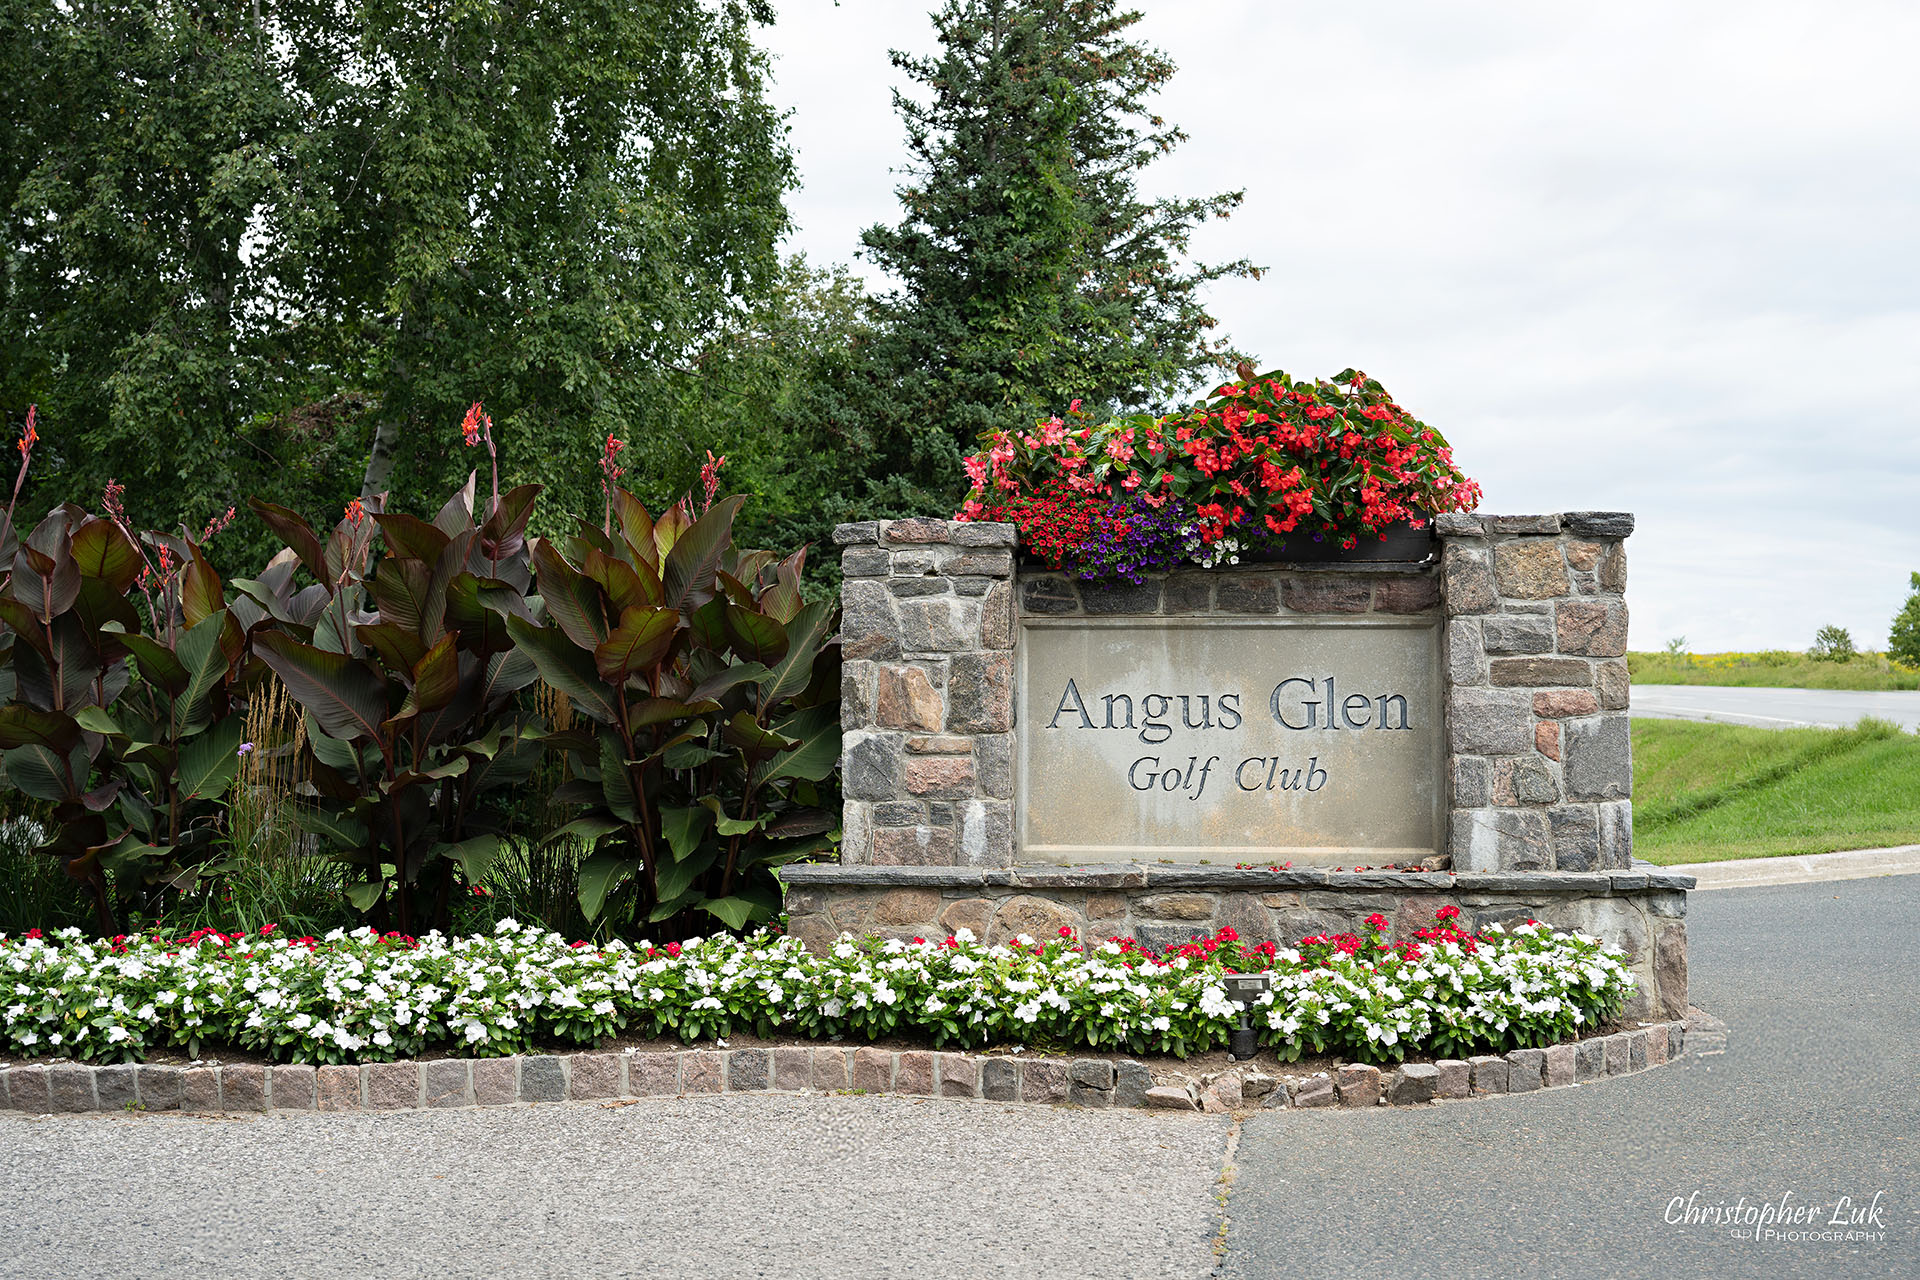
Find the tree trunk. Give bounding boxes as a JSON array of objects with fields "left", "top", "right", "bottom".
[{"left": 360, "top": 415, "right": 402, "bottom": 499}]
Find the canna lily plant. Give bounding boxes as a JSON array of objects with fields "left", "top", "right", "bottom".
[
  {"left": 245, "top": 462, "right": 546, "bottom": 933},
  {"left": 506, "top": 484, "right": 840, "bottom": 934}
]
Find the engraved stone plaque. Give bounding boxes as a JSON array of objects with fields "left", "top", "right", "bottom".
[{"left": 1017, "top": 617, "right": 1442, "bottom": 864}]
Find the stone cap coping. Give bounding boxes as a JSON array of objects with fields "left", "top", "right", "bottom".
[
  {"left": 1434, "top": 511, "right": 1633, "bottom": 539},
  {"left": 782, "top": 863, "right": 1696, "bottom": 893},
  {"left": 0, "top": 1016, "right": 1695, "bottom": 1116}
]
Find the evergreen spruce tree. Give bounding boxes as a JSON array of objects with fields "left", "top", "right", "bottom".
[{"left": 853, "top": 0, "right": 1255, "bottom": 512}]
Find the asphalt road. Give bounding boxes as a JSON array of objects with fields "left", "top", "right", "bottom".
[
  {"left": 3, "top": 877, "right": 1915, "bottom": 1279},
  {"left": 1631, "top": 684, "right": 1920, "bottom": 731},
  {"left": 1225, "top": 874, "right": 1920, "bottom": 1279}
]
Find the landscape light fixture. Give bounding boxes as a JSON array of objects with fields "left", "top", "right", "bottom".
[{"left": 1223, "top": 972, "right": 1273, "bottom": 1061}]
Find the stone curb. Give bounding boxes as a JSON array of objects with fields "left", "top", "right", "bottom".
[
  {"left": 1668, "top": 844, "right": 1920, "bottom": 891},
  {"left": 0, "top": 1017, "right": 1697, "bottom": 1117}
]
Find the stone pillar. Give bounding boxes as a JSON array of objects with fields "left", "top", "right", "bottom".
[
  {"left": 1437, "top": 512, "right": 1632, "bottom": 871},
  {"left": 836, "top": 519, "right": 1017, "bottom": 867}
]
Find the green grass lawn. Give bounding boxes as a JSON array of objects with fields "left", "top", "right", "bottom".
[
  {"left": 1628, "top": 650, "right": 1920, "bottom": 690},
  {"left": 1632, "top": 718, "right": 1920, "bottom": 864}
]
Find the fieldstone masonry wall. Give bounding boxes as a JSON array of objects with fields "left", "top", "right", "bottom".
[
  {"left": 838, "top": 518, "right": 1017, "bottom": 868},
  {"left": 810, "top": 511, "right": 1685, "bottom": 1021},
  {"left": 1437, "top": 511, "right": 1634, "bottom": 871}
]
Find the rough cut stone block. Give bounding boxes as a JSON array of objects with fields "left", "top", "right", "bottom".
[
  {"left": 876, "top": 667, "right": 945, "bottom": 732},
  {"left": 1669, "top": 1024, "right": 1686, "bottom": 1060},
  {"left": 937, "top": 1054, "right": 978, "bottom": 1098},
  {"left": 981, "top": 1057, "right": 1019, "bottom": 1102},
  {"left": 895, "top": 1051, "right": 935, "bottom": 1096},
  {"left": 1603, "top": 1033, "right": 1632, "bottom": 1076},
  {"left": 1020, "top": 1060, "right": 1070, "bottom": 1103},
  {"left": 905, "top": 755, "right": 974, "bottom": 798},
  {"left": 809, "top": 1048, "right": 850, "bottom": 1092},
  {"left": 421, "top": 1060, "right": 470, "bottom": 1108},
  {"left": 1019, "top": 576, "right": 1079, "bottom": 615},
  {"left": 1163, "top": 575, "right": 1214, "bottom": 613},
  {"left": 1335, "top": 1063, "right": 1381, "bottom": 1107},
  {"left": 1548, "top": 805, "right": 1600, "bottom": 872},
  {"left": 222, "top": 1064, "right": 267, "bottom": 1112},
  {"left": 1442, "top": 546, "right": 1496, "bottom": 615},
  {"left": 1452, "top": 808, "right": 1552, "bottom": 871},
  {"left": 182, "top": 1066, "right": 224, "bottom": 1112},
  {"left": 1600, "top": 543, "right": 1628, "bottom": 592},
  {"left": 833, "top": 521, "right": 880, "bottom": 546},
  {"left": 1565, "top": 716, "right": 1632, "bottom": 800},
  {"left": 851, "top": 1047, "right": 893, "bottom": 1093},
  {"left": 1596, "top": 659, "right": 1630, "bottom": 710},
  {"left": 1543, "top": 1043, "right": 1577, "bottom": 1087},
  {"left": 1281, "top": 579, "right": 1371, "bottom": 614},
  {"left": 131, "top": 1065, "right": 181, "bottom": 1112},
  {"left": 1482, "top": 614, "right": 1555, "bottom": 654},
  {"left": 1215, "top": 575, "right": 1279, "bottom": 613},
  {"left": 271, "top": 1064, "right": 317, "bottom": 1111},
  {"left": 1490, "top": 656, "right": 1592, "bottom": 687},
  {"left": 1506, "top": 1049, "right": 1546, "bottom": 1092},
  {"left": 1433, "top": 1060, "right": 1471, "bottom": 1100},
  {"left": 518, "top": 1056, "right": 567, "bottom": 1104},
  {"left": 841, "top": 547, "right": 891, "bottom": 577},
  {"left": 771, "top": 1047, "right": 811, "bottom": 1091},
  {"left": 94, "top": 1064, "right": 136, "bottom": 1111},
  {"left": 1135, "top": 892, "right": 1215, "bottom": 920},
  {"left": 6, "top": 1065, "right": 50, "bottom": 1112},
  {"left": 1646, "top": 1025, "right": 1670, "bottom": 1066},
  {"left": 682, "top": 1051, "right": 727, "bottom": 1094},
  {"left": 1468, "top": 1055, "right": 1509, "bottom": 1095},
  {"left": 725, "top": 1049, "right": 769, "bottom": 1093},
  {"left": 1563, "top": 512, "right": 1634, "bottom": 539},
  {"left": 569, "top": 1053, "right": 623, "bottom": 1099},
  {"left": 948, "top": 652, "right": 1012, "bottom": 734},
  {"left": 1555, "top": 600, "right": 1628, "bottom": 656},
  {"left": 840, "top": 581, "right": 901, "bottom": 661},
  {"left": 1654, "top": 923, "right": 1688, "bottom": 1019},
  {"left": 1575, "top": 1039, "right": 1606, "bottom": 1082},
  {"left": 883, "top": 517, "right": 951, "bottom": 544},
  {"left": 1601, "top": 800, "right": 1635, "bottom": 871},
  {"left": 1533, "top": 689, "right": 1599, "bottom": 718},
  {"left": 1292, "top": 1075, "right": 1337, "bottom": 1107},
  {"left": 1493, "top": 541, "right": 1570, "bottom": 599},
  {"left": 1448, "top": 687, "right": 1532, "bottom": 755},
  {"left": 1388, "top": 1063, "right": 1439, "bottom": 1105},
  {"left": 981, "top": 580, "right": 1013, "bottom": 649},
  {"left": 1082, "top": 580, "right": 1163, "bottom": 615},
  {"left": 1144, "top": 1085, "right": 1198, "bottom": 1110},
  {"left": 1071, "top": 1059, "right": 1116, "bottom": 1090},
  {"left": 363, "top": 1062, "right": 419, "bottom": 1110},
  {"left": 1489, "top": 514, "right": 1562, "bottom": 535},
  {"left": 1535, "top": 720, "right": 1562, "bottom": 761},
  {"left": 1447, "top": 618, "right": 1488, "bottom": 686},
  {"left": 1114, "top": 1060, "right": 1153, "bottom": 1109},
  {"left": 471, "top": 1058, "right": 519, "bottom": 1106},
  {"left": 47, "top": 1064, "right": 95, "bottom": 1113},
  {"left": 952, "top": 521, "right": 1015, "bottom": 547},
  {"left": 1629, "top": 1028, "right": 1649, "bottom": 1071},
  {"left": 627, "top": 1053, "right": 679, "bottom": 1096},
  {"left": 1374, "top": 575, "right": 1441, "bottom": 613},
  {"left": 1492, "top": 756, "right": 1561, "bottom": 806}
]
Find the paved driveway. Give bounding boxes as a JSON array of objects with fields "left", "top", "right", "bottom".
[
  {"left": 1224, "top": 875, "right": 1919, "bottom": 1279},
  {"left": 3, "top": 877, "right": 1915, "bottom": 1279},
  {"left": 1631, "top": 684, "right": 1920, "bottom": 731}
]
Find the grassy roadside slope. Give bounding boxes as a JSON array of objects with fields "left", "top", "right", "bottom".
[
  {"left": 1632, "top": 718, "right": 1920, "bottom": 864},
  {"left": 1629, "top": 650, "right": 1920, "bottom": 690}
]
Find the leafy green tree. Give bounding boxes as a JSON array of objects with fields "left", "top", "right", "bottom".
[
  {"left": 850, "top": 0, "right": 1256, "bottom": 511},
  {"left": 1810, "top": 625, "right": 1855, "bottom": 663},
  {"left": 1, "top": 0, "right": 795, "bottom": 565},
  {"left": 1889, "top": 573, "right": 1920, "bottom": 668}
]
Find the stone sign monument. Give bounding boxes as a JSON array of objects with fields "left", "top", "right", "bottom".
[{"left": 784, "top": 511, "right": 1692, "bottom": 1023}]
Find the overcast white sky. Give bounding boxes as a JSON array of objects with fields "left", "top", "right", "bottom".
[{"left": 763, "top": 1, "right": 1920, "bottom": 652}]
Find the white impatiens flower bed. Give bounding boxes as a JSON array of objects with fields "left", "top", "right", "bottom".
[{"left": 0, "top": 910, "right": 1635, "bottom": 1067}]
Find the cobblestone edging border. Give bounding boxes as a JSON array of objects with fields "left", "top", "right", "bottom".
[{"left": 0, "top": 1017, "right": 1698, "bottom": 1117}]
